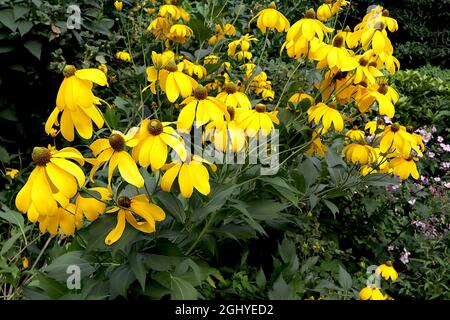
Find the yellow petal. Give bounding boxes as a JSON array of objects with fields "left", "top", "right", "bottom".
[
  {"left": 50, "top": 158, "right": 85, "bottom": 187},
  {"left": 75, "top": 68, "right": 108, "bottom": 86},
  {"left": 105, "top": 210, "right": 126, "bottom": 245},
  {"left": 179, "top": 164, "right": 194, "bottom": 198},
  {"left": 117, "top": 151, "right": 144, "bottom": 187},
  {"left": 161, "top": 164, "right": 181, "bottom": 192}
]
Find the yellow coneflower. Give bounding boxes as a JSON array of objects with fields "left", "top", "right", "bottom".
[
  {"left": 75, "top": 187, "right": 112, "bottom": 222},
  {"left": 307, "top": 102, "right": 344, "bottom": 134},
  {"left": 235, "top": 103, "right": 279, "bottom": 137},
  {"left": 89, "top": 130, "right": 144, "bottom": 188},
  {"left": 389, "top": 156, "right": 419, "bottom": 180},
  {"left": 377, "top": 262, "right": 399, "bottom": 281},
  {"left": 177, "top": 85, "right": 229, "bottom": 132},
  {"left": 132, "top": 119, "right": 187, "bottom": 171},
  {"left": 15, "top": 145, "right": 85, "bottom": 222},
  {"left": 105, "top": 195, "right": 165, "bottom": 245},
  {"left": 216, "top": 82, "right": 251, "bottom": 109},
  {"left": 252, "top": 2, "right": 290, "bottom": 33},
  {"left": 160, "top": 155, "right": 216, "bottom": 198},
  {"left": 45, "top": 65, "right": 107, "bottom": 141},
  {"left": 116, "top": 51, "right": 132, "bottom": 62}
]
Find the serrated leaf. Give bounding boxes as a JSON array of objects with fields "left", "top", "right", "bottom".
[
  {"left": 109, "top": 264, "right": 136, "bottom": 298},
  {"left": 338, "top": 266, "right": 352, "bottom": 291},
  {"left": 268, "top": 275, "right": 293, "bottom": 300},
  {"left": 0, "top": 9, "right": 16, "bottom": 32}
]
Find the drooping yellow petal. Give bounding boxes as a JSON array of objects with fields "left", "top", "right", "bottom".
[
  {"left": 117, "top": 151, "right": 144, "bottom": 188},
  {"left": 178, "top": 164, "right": 194, "bottom": 198},
  {"left": 105, "top": 210, "right": 126, "bottom": 245},
  {"left": 161, "top": 164, "right": 181, "bottom": 192},
  {"left": 50, "top": 158, "right": 85, "bottom": 187}
]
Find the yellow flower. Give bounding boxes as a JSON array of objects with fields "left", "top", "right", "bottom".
[
  {"left": 379, "top": 124, "right": 421, "bottom": 157},
  {"left": 183, "top": 59, "right": 207, "bottom": 79},
  {"left": 316, "top": 1, "right": 332, "bottom": 21},
  {"left": 287, "top": 92, "right": 314, "bottom": 112},
  {"left": 205, "top": 107, "right": 246, "bottom": 152},
  {"left": 114, "top": 0, "right": 123, "bottom": 11},
  {"left": 227, "top": 34, "right": 257, "bottom": 56},
  {"left": 116, "top": 51, "right": 131, "bottom": 62},
  {"left": 89, "top": 130, "right": 144, "bottom": 188},
  {"left": 235, "top": 103, "right": 279, "bottom": 137},
  {"left": 204, "top": 55, "right": 220, "bottom": 64},
  {"left": 6, "top": 168, "right": 19, "bottom": 179},
  {"left": 331, "top": 0, "right": 350, "bottom": 15},
  {"left": 359, "top": 286, "right": 385, "bottom": 300},
  {"left": 343, "top": 143, "right": 376, "bottom": 165},
  {"left": 253, "top": 2, "right": 290, "bottom": 33},
  {"left": 216, "top": 82, "right": 251, "bottom": 109},
  {"left": 15, "top": 146, "right": 85, "bottom": 223},
  {"left": 22, "top": 257, "right": 29, "bottom": 269},
  {"left": 365, "top": 120, "right": 384, "bottom": 135},
  {"left": 45, "top": 65, "right": 107, "bottom": 141},
  {"left": 234, "top": 50, "right": 252, "bottom": 61},
  {"left": 132, "top": 119, "right": 187, "bottom": 170},
  {"left": 307, "top": 130, "right": 327, "bottom": 156},
  {"left": 161, "top": 155, "right": 216, "bottom": 198},
  {"left": 75, "top": 187, "right": 112, "bottom": 222},
  {"left": 376, "top": 262, "right": 399, "bottom": 281},
  {"left": 105, "top": 194, "right": 165, "bottom": 245},
  {"left": 307, "top": 102, "right": 344, "bottom": 134},
  {"left": 147, "top": 17, "right": 171, "bottom": 40},
  {"left": 158, "top": 60, "right": 198, "bottom": 102},
  {"left": 159, "top": 4, "right": 189, "bottom": 21},
  {"left": 282, "top": 9, "right": 333, "bottom": 58},
  {"left": 98, "top": 63, "right": 108, "bottom": 75},
  {"left": 312, "top": 33, "right": 359, "bottom": 72},
  {"left": 168, "top": 24, "right": 193, "bottom": 43},
  {"left": 38, "top": 203, "right": 82, "bottom": 236},
  {"left": 346, "top": 128, "right": 366, "bottom": 142},
  {"left": 177, "top": 85, "right": 229, "bottom": 132},
  {"left": 358, "top": 83, "right": 399, "bottom": 118},
  {"left": 145, "top": 50, "right": 176, "bottom": 94},
  {"left": 353, "top": 52, "right": 384, "bottom": 85},
  {"left": 389, "top": 156, "right": 419, "bottom": 180}
]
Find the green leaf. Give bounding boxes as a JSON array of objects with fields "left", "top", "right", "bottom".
[
  {"left": 0, "top": 146, "right": 10, "bottom": 163},
  {"left": 129, "top": 251, "right": 148, "bottom": 290},
  {"left": 44, "top": 251, "right": 95, "bottom": 282},
  {"left": 189, "top": 16, "right": 213, "bottom": 43},
  {"left": 144, "top": 254, "right": 184, "bottom": 272},
  {"left": 23, "top": 40, "right": 42, "bottom": 59},
  {"left": 17, "top": 20, "right": 33, "bottom": 36},
  {"left": 13, "top": 6, "right": 29, "bottom": 20},
  {"left": 338, "top": 266, "right": 352, "bottom": 291},
  {"left": 323, "top": 199, "right": 339, "bottom": 215},
  {"left": 153, "top": 271, "right": 198, "bottom": 300},
  {"left": 268, "top": 275, "right": 293, "bottom": 300},
  {"left": 0, "top": 205, "right": 24, "bottom": 229},
  {"left": 255, "top": 268, "right": 266, "bottom": 289},
  {"left": 278, "top": 237, "right": 296, "bottom": 264},
  {"left": 109, "top": 264, "right": 136, "bottom": 298},
  {"left": 0, "top": 9, "right": 16, "bottom": 32},
  {"left": 300, "top": 256, "right": 319, "bottom": 273},
  {"left": 155, "top": 191, "right": 186, "bottom": 223}
]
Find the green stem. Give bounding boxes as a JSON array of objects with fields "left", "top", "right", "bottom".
[{"left": 186, "top": 211, "right": 217, "bottom": 255}]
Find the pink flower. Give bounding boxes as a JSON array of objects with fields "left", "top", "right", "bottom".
[{"left": 437, "top": 136, "right": 444, "bottom": 143}]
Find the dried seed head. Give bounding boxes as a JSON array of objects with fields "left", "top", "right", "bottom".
[{"left": 382, "top": 9, "right": 390, "bottom": 17}]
